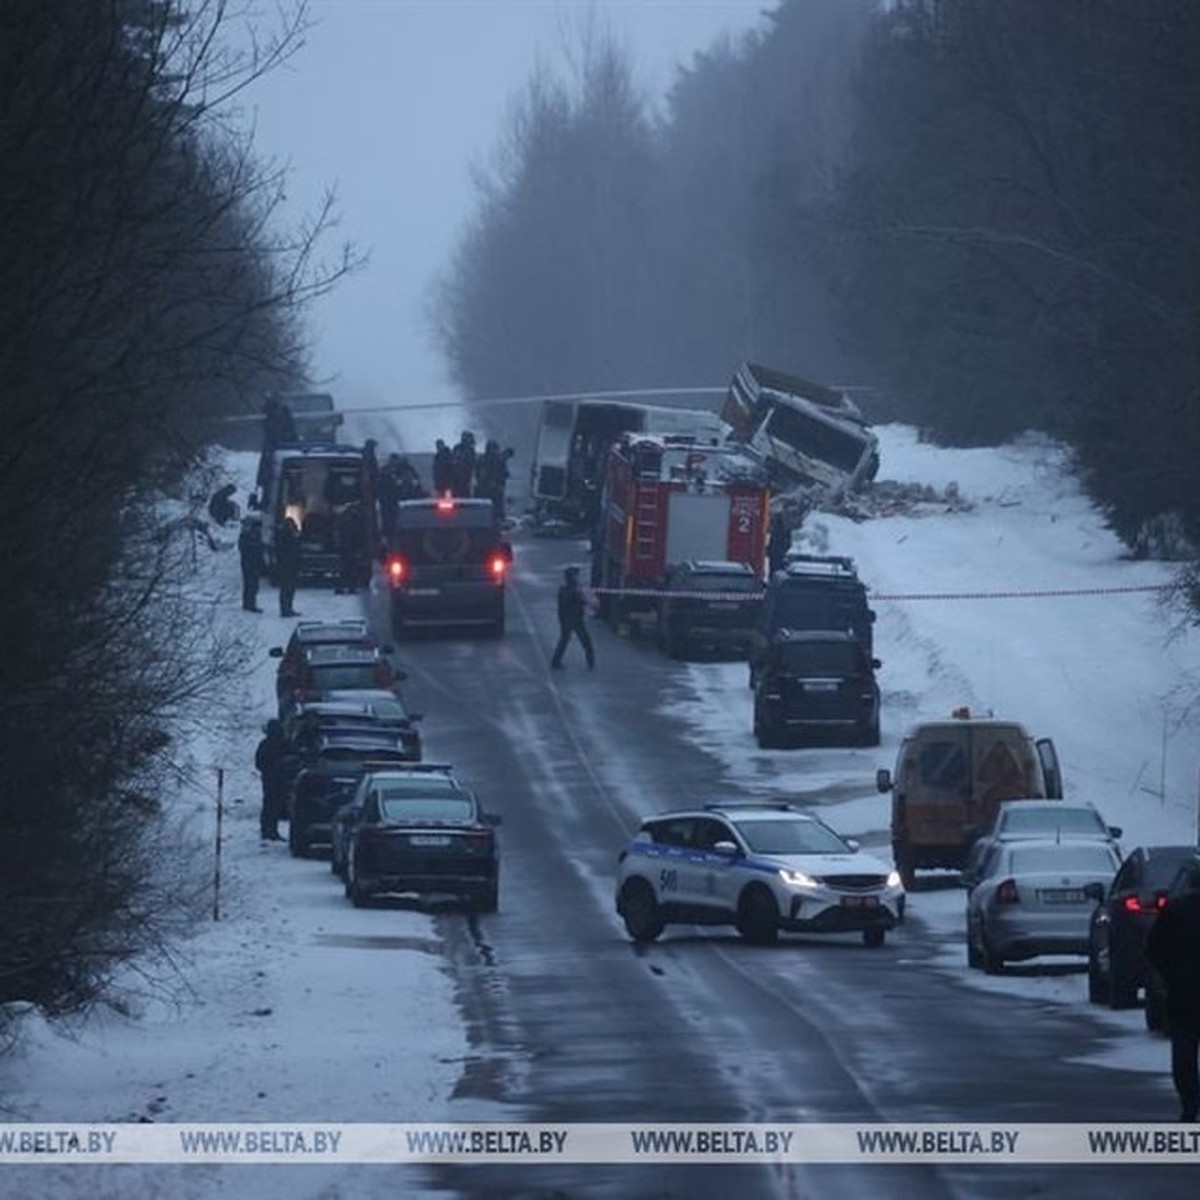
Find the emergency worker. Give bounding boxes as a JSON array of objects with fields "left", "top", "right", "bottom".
[
  {"left": 1146, "top": 865, "right": 1200, "bottom": 1122},
  {"left": 237, "top": 514, "right": 264, "bottom": 612},
  {"left": 451, "top": 431, "right": 476, "bottom": 497},
  {"left": 275, "top": 516, "right": 302, "bottom": 618},
  {"left": 550, "top": 566, "right": 595, "bottom": 670},
  {"left": 335, "top": 501, "right": 367, "bottom": 594}
]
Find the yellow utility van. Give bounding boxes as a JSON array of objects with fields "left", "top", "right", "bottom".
[{"left": 876, "top": 709, "right": 1062, "bottom": 888}]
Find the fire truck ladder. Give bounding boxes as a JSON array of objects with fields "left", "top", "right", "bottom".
[{"left": 634, "top": 487, "right": 659, "bottom": 559}]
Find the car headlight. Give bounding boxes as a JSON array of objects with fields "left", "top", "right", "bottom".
[
  {"left": 887, "top": 870, "right": 902, "bottom": 889},
  {"left": 779, "top": 869, "right": 820, "bottom": 888}
]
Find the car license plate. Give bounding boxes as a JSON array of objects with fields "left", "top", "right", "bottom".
[
  {"left": 841, "top": 895, "right": 879, "bottom": 908},
  {"left": 707, "top": 601, "right": 739, "bottom": 611},
  {"left": 409, "top": 834, "right": 451, "bottom": 847},
  {"left": 803, "top": 681, "right": 838, "bottom": 693},
  {"left": 1040, "top": 889, "right": 1086, "bottom": 904},
  {"left": 407, "top": 588, "right": 441, "bottom": 596}
]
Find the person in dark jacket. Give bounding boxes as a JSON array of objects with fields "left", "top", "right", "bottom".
[
  {"left": 432, "top": 439, "right": 454, "bottom": 496},
  {"left": 237, "top": 515, "right": 264, "bottom": 612},
  {"left": 253, "top": 719, "right": 290, "bottom": 841},
  {"left": 477, "top": 440, "right": 513, "bottom": 520},
  {"left": 1146, "top": 865, "right": 1200, "bottom": 1121},
  {"left": 275, "top": 516, "right": 302, "bottom": 617},
  {"left": 451, "top": 431, "right": 476, "bottom": 497},
  {"left": 335, "top": 501, "right": 367, "bottom": 594},
  {"left": 550, "top": 565, "right": 594, "bottom": 670},
  {"left": 208, "top": 483, "right": 239, "bottom": 527}
]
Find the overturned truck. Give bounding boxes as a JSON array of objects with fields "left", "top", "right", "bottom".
[{"left": 722, "top": 362, "right": 879, "bottom": 497}]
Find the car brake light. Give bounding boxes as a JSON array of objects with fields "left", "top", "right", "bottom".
[
  {"left": 1122, "top": 894, "right": 1167, "bottom": 914},
  {"left": 996, "top": 878, "right": 1020, "bottom": 904},
  {"left": 435, "top": 495, "right": 455, "bottom": 512},
  {"left": 387, "top": 556, "right": 407, "bottom": 583},
  {"left": 489, "top": 554, "right": 507, "bottom": 578}
]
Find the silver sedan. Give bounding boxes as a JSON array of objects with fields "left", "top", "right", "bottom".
[{"left": 966, "top": 838, "right": 1122, "bottom": 973}]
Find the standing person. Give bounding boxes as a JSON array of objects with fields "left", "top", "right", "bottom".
[
  {"left": 335, "top": 501, "right": 366, "bottom": 594},
  {"left": 237, "top": 514, "right": 264, "bottom": 612},
  {"left": 451, "top": 431, "right": 476, "bottom": 497},
  {"left": 433, "top": 438, "right": 454, "bottom": 496},
  {"left": 550, "top": 566, "right": 595, "bottom": 671},
  {"left": 768, "top": 507, "right": 790, "bottom": 576},
  {"left": 1145, "top": 865, "right": 1200, "bottom": 1122},
  {"left": 253, "top": 719, "right": 289, "bottom": 842},
  {"left": 275, "top": 516, "right": 302, "bottom": 618},
  {"left": 477, "top": 440, "right": 512, "bottom": 520},
  {"left": 376, "top": 454, "right": 400, "bottom": 543},
  {"left": 395, "top": 455, "right": 425, "bottom": 499}
]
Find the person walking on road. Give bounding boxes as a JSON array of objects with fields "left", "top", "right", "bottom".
[
  {"left": 237, "top": 514, "right": 264, "bottom": 612},
  {"left": 275, "top": 516, "right": 302, "bottom": 617},
  {"left": 550, "top": 566, "right": 595, "bottom": 670},
  {"left": 1146, "top": 865, "right": 1200, "bottom": 1122},
  {"left": 253, "top": 719, "right": 290, "bottom": 842}
]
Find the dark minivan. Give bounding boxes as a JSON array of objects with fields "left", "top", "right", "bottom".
[{"left": 385, "top": 497, "right": 512, "bottom": 638}]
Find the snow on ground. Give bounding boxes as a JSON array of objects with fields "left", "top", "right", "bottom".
[
  {"left": 0, "top": 451, "right": 464, "bottom": 1197},
  {"left": 668, "top": 424, "right": 1200, "bottom": 1078}
]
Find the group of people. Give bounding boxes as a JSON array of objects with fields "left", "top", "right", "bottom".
[
  {"left": 236, "top": 509, "right": 301, "bottom": 617},
  {"left": 432, "top": 431, "right": 513, "bottom": 519}
]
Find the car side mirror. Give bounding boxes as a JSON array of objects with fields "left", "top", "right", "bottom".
[
  {"left": 406, "top": 712, "right": 424, "bottom": 723},
  {"left": 381, "top": 644, "right": 395, "bottom": 655},
  {"left": 1108, "top": 826, "right": 1123, "bottom": 839},
  {"left": 393, "top": 669, "right": 408, "bottom": 682},
  {"left": 268, "top": 646, "right": 283, "bottom": 658},
  {"left": 876, "top": 768, "right": 892, "bottom": 793},
  {"left": 712, "top": 840, "right": 741, "bottom": 857},
  {"left": 1083, "top": 882, "right": 1105, "bottom": 904},
  {"left": 483, "top": 812, "right": 503, "bottom": 827},
  {"left": 871, "top": 658, "right": 882, "bottom": 670}
]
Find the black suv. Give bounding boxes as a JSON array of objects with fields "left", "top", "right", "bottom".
[
  {"left": 657, "top": 560, "right": 763, "bottom": 660},
  {"left": 748, "top": 555, "right": 874, "bottom": 689},
  {"left": 752, "top": 629, "right": 881, "bottom": 748}
]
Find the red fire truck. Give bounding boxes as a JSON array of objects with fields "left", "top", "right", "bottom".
[{"left": 591, "top": 433, "right": 770, "bottom": 625}]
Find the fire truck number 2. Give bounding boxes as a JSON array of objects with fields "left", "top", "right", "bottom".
[{"left": 731, "top": 498, "right": 757, "bottom": 535}]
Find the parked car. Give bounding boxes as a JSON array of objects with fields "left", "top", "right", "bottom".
[
  {"left": 615, "top": 802, "right": 904, "bottom": 947},
  {"left": 343, "top": 766, "right": 501, "bottom": 911},
  {"left": 269, "top": 619, "right": 387, "bottom": 702},
  {"left": 966, "top": 838, "right": 1122, "bottom": 973},
  {"left": 277, "top": 644, "right": 403, "bottom": 715},
  {"left": 656, "top": 560, "right": 763, "bottom": 660},
  {"left": 962, "top": 799, "right": 1123, "bottom": 888},
  {"left": 288, "top": 736, "right": 417, "bottom": 857},
  {"left": 1087, "top": 844, "right": 1200, "bottom": 1011},
  {"left": 331, "top": 763, "right": 461, "bottom": 881},
  {"left": 752, "top": 629, "right": 881, "bottom": 748},
  {"left": 1143, "top": 856, "right": 1200, "bottom": 1032},
  {"left": 748, "top": 554, "right": 875, "bottom": 689},
  {"left": 283, "top": 698, "right": 423, "bottom": 763}
]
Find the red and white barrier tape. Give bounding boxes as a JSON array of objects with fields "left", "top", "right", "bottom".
[{"left": 586, "top": 583, "right": 1173, "bottom": 603}]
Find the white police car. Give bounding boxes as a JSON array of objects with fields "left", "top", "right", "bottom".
[{"left": 615, "top": 802, "right": 904, "bottom": 947}]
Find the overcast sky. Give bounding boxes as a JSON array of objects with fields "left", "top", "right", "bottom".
[{"left": 234, "top": 0, "right": 768, "bottom": 414}]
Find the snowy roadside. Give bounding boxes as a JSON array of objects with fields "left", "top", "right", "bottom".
[
  {"left": 0, "top": 451, "right": 467, "bottom": 1198},
  {"left": 667, "top": 424, "right": 1199, "bottom": 1080}
]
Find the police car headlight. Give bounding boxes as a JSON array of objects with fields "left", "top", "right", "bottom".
[
  {"left": 779, "top": 869, "right": 820, "bottom": 889},
  {"left": 887, "top": 870, "right": 902, "bottom": 889}
]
